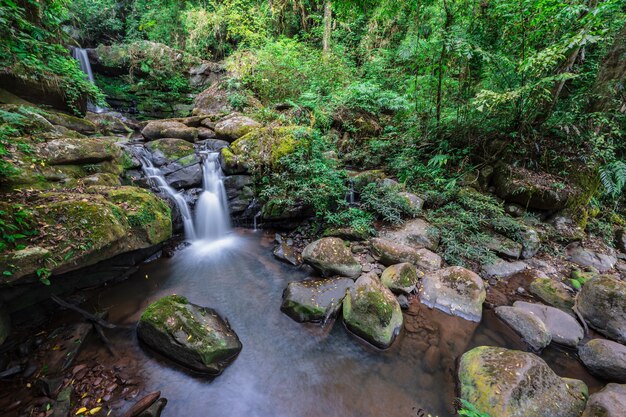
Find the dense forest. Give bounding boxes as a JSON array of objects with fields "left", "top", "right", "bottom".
[{"left": 0, "top": 0, "right": 625, "bottom": 416}]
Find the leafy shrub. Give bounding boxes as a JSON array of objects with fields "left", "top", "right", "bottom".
[
  {"left": 458, "top": 399, "right": 491, "bottom": 417},
  {"left": 324, "top": 207, "right": 376, "bottom": 238},
  {"left": 360, "top": 182, "right": 417, "bottom": 225}
]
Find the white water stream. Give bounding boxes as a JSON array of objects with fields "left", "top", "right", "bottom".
[{"left": 72, "top": 47, "right": 105, "bottom": 113}]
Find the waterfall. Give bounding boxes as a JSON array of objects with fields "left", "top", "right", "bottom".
[
  {"left": 72, "top": 48, "right": 105, "bottom": 113},
  {"left": 195, "top": 152, "right": 231, "bottom": 240},
  {"left": 137, "top": 152, "right": 197, "bottom": 240}
]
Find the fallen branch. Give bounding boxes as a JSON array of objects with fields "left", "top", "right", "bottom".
[{"left": 50, "top": 295, "right": 116, "bottom": 329}]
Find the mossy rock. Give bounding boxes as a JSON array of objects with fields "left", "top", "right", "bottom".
[
  {"left": 214, "top": 114, "right": 261, "bottom": 141},
  {"left": 577, "top": 275, "right": 626, "bottom": 344},
  {"left": 230, "top": 126, "right": 312, "bottom": 170},
  {"left": 219, "top": 147, "right": 249, "bottom": 175},
  {"left": 145, "top": 138, "right": 195, "bottom": 162},
  {"left": 281, "top": 277, "right": 353, "bottom": 323},
  {"left": 142, "top": 120, "right": 198, "bottom": 142},
  {"left": 370, "top": 238, "right": 442, "bottom": 271},
  {"left": 137, "top": 295, "right": 242, "bottom": 375},
  {"left": 301, "top": 237, "right": 362, "bottom": 278},
  {"left": 528, "top": 277, "right": 575, "bottom": 312},
  {"left": 42, "top": 111, "right": 97, "bottom": 135},
  {"left": 342, "top": 272, "right": 403, "bottom": 349},
  {"left": 39, "top": 136, "right": 122, "bottom": 166},
  {"left": 458, "top": 346, "right": 588, "bottom": 417},
  {"left": 380, "top": 263, "right": 422, "bottom": 294},
  {"left": 349, "top": 170, "right": 386, "bottom": 192}
]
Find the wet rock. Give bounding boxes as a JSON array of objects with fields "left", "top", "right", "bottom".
[
  {"left": 458, "top": 346, "right": 588, "bottom": 417},
  {"left": 486, "top": 234, "right": 523, "bottom": 259},
  {"left": 578, "top": 339, "right": 626, "bottom": 383},
  {"left": 142, "top": 121, "right": 198, "bottom": 142},
  {"left": 512, "top": 301, "right": 583, "bottom": 347},
  {"left": 370, "top": 238, "right": 442, "bottom": 270},
  {"left": 582, "top": 383, "right": 626, "bottom": 417},
  {"left": 528, "top": 277, "right": 575, "bottom": 312},
  {"left": 137, "top": 295, "right": 242, "bottom": 375},
  {"left": 214, "top": 115, "right": 261, "bottom": 141},
  {"left": 380, "top": 218, "right": 440, "bottom": 251},
  {"left": 380, "top": 263, "right": 422, "bottom": 294},
  {"left": 197, "top": 127, "right": 216, "bottom": 140},
  {"left": 495, "top": 306, "right": 552, "bottom": 350},
  {"left": 86, "top": 111, "right": 132, "bottom": 134},
  {"left": 482, "top": 259, "right": 527, "bottom": 279},
  {"left": 138, "top": 398, "right": 168, "bottom": 417},
  {"left": 397, "top": 192, "right": 424, "bottom": 212},
  {"left": 578, "top": 275, "right": 626, "bottom": 343},
  {"left": 202, "top": 139, "right": 230, "bottom": 152},
  {"left": 419, "top": 266, "right": 486, "bottom": 322},
  {"left": 281, "top": 277, "right": 353, "bottom": 323},
  {"left": 43, "top": 110, "right": 98, "bottom": 134},
  {"left": 145, "top": 138, "right": 195, "bottom": 165},
  {"left": 566, "top": 242, "right": 617, "bottom": 273},
  {"left": 397, "top": 294, "right": 409, "bottom": 309},
  {"left": 164, "top": 164, "right": 202, "bottom": 189},
  {"left": 273, "top": 241, "right": 302, "bottom": 266},
  {"left": 342, "top": 272, "right": 403, "bottom": 349},
  {"left": 301, "top": 237, "right": 362, "bottom": 278}
]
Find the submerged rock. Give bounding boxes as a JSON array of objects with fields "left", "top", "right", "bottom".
[
  {"left": 495, "top": 306, "right": 552, "bottom": 350},
  {"left": 380, "top": 263, "right": 422, "bottom": 294},
  {"left": 370, "top": 238, "right": 442, "bottom": 270},
  {"left": 137, "top": 295, "right": 242, "bottom": 375},
  {"left": 578, "top": 275, "right": 626, "bottom": 343},
  {"left": 342, "top": 273, "right": 403, "bottom": 349},
  {"left": 512, "top": 301, "right": 583, "bottom": 347},
  {"left": 281, "top": 277, "right": 353, "bottom": 323},
  {"left": 302, "top": 237, "right": 361, "bottom": 278},
  {"left": 582, "top": 383, "right": 626, "bottom": 417},
  {"left": 529, "top": 277, "right": 575, "bottom": 312},
  {"left": 458, "top": 346, "right": 588, "bottom": 417},
  {"left": 578, "top": 339, "right": 626, "bottom": 383},
  {"left": 419, "top": 266, "right": 486, "bottom": 322}
]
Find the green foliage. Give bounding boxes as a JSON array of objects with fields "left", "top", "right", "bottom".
[
  {"left": 360, "top": 182, "right": 417, "bottom": 225},
  {"left": 458, "top": 399, "right": 491, "bottom": 417},
  {"left": 324, "top": 207, "right": 376, "bottom": 238},
  {"left": 599, "top": 161, "right": 626, "bottom": 200},
  {"left": 66, "top": 0, "right": 123, "bottom": 45},
  {"left": 0, "top": 204, "right": 37, "bottom": 253}
]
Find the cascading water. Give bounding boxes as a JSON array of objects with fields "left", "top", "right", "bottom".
[
  {"left": 195, "top": 152, "right": 231, "bottom": 240},
  {"left": 137, "top": 151, "right": 197, "bottom": 240},
  {"left": 72, "top": 48, "right": 105, "bottom": 113}
]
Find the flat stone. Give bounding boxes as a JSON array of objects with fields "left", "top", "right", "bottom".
[
  {"left": 528, "top": 277, "right": 575, "bottom": 312},
  {"left": 301, "top": 237, "right": 361, "bottom": 278},
  {"left": 281, "top": 277, "right": 353, "bottom": 323},
  {"left": 380, "top": 218, "right": 439, "bottom": 251},
  {"left": 370, "top": 238, "right": 442, "bottom": 270},
  {"left": 486, "top": 234, "right": 522, "bottom": 259},
  {"left": 482, "top": 259, "right": 527, "bottom": 279},
  {"left": 566, "top": 242, "right": 617, "bottom": 273},
  {"left": 512, "top": 301, "right": 583, "bottom": 347},
  {"left": 495, "top": 305, "right": 552, "bottom": 350}
]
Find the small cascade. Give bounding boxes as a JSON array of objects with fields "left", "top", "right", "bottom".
[
  {"left": 137, "top": 151, "right": 196, "bottom": 240},
  {"left": 195, "top": 152, "right": 231, "bottom": 240},
  {"left": 346, "top": 179, "right": 356, "bottom": 205},
  {"left": 253, "top": 211, "right": 262, "bottom": 231},
  {"left": 72, "top": 48, "right": 105, "bottom": 113}
]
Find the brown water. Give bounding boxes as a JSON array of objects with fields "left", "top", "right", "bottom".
[{"left": 75, "top": 229, "right": 601, "bottom": 417}]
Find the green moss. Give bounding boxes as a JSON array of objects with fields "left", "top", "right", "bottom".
[
  {"left": 231, "top": 126, "right": 312, "bottom": 170},
  {"left": 145, "top": 138, "right": 195, "bottom": 162}
]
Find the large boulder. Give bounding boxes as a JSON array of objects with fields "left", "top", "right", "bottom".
[
  {"left": 145, "top": 138, "right": 195, "bottom": 166},
  {"left": 493, "top": 164, "right": 580, "bottom": 210},
  {"left": 370, "top": 238, "right": 442, "bottom": 270},
  {"left": 214, "top": 115, "right": 261, "bottom": 141},
  {"left": 578, "top": 275, "right": 626, "bottom": 343},
  {"left": 43, "top": 111, "right": 97, "bottom": 135},
  {"left": 301, "top": 238, "right": 361, "bottom": 278},
  {"left": 164, "top": 163, "right": 203, "bottom": 189},
  {"left": 229, "top": 126, "right": 311, "bottom": 170},
  {"left": 512, "top": 301, "right": 583, "bottom": 347},
  {"left": 419, "top": 266, "right": 486, "bottom": 322},
  {"left": 142, "top": 121, "right": 198, "bottom": 142},
  {"left": 495, "top": 306, "right": 552, "bottom": 350},
  {"left": 578, "top": 339, "right": 626, "bottom": 383},
  {"left": 458, "top": 346, "right": 588, "bottom": 417},
  {"left": 380, "top": 263, "right": 422, "bottom": 294},
  {"left": 582, "top": 383, "right": 626, "bottom": 417},
  {"left": 529, "top": 277, "right": 575, "bottom": 312},
  {"left": 137, "top": 295, "right": 242, "bottom": 375},
  {"left": 193, "top": 81, "right": 231, "bottom": 115},
  {"left": 342, "top": 273, "right": 403, "bottom": 349},
  {"left": 39, "top": 136, "right": 121, "bottom": 165},
  {"left": 281, "top": 277, "right": 353, "bottom": 323},
  {"left": 380, "top": 218, "right": 440, "bottom": 251},
  {"left": 565, "top": 242, "right": 617, "bottom": 273}
]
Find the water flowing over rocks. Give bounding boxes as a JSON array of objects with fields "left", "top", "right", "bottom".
[
  {"left": 577, "top": 275, "right": 626, "bottom": 344},
  {"left": 495, "top": 306, "right": 552, "bottom": 350},
  {"left": 281, "top": 277, "right": 354, "bottom": 323},
  {"left": 419, "top": 266, "right": 486, "bottom": 322},
  {"left": 582, "top": 383, "right": 626, "bottom": 417},
  {"left": 302, "top": 237, "right": 362, "bottom": 278},
  {"left": 342, "top": 272, "right": 403, "bottom": 349},
  {"left": 578, "top": 339, "right": 626, "bottom": 383},
  {"left": 458, "top": 346, "right": 588, "bottom": 417},
  {"left": 512, "top": 301, "right": 583, "bottom": 347},
  {"left": 137, "top": 295, "right": 242, "bottom": 375}
]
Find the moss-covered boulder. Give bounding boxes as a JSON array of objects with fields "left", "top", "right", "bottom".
[
  {"left": 145, "top": 138, "right": 195, "bottom": 166},
  {"left": 219, "top": 147, "right": 250, "bottom": 175},
  {"left": 42, "top": 110, "right": 98, "bottom": 135},
  {"left": 0, "top": 187, "right": 172, "bottom": 281},
  {"left": 349, "top": 170, "right": 386, "bottom": 192},
  {"left": 142, "top": 120, "right": 198, "bottom": 142},
  {"left": 420, "top": 266, "right": 486, "bottom": 322},
  {"left": 528, "top": 277, "right": 575, "bottom": 312},
  {"left": 380, "top": 263, "right": 422, "bottom": 294},
  {"left": 85, "top": 112, "right": 132, "bottom": 134},
  {"left": 578, "top": 339, "right": 626, "bottom": 383},
  {"left": 370, "top": 238, "right": 442, "bottom": 271},
  {"left": 342, "top": 272, "right": 403, "bottom": 349},
  {"left": 495, "top": 306, "right": 552, "bottom": 350},
  {"left": 214, "top": 114, "right": 261, "bottom": 141},
  {"left": 302, "top": 237, "right": 362, "bottom": 278},
  {"left": 578, "top": 275, "right": 626, "bottom": 344},
  {"left": 582, "top": 383, "right": 626, "bottom": 417},
  {"left": 380, "top": 218, "right": 440, "bottom": 251},
  {"left": 39, "top": 136, "right": 122, "bottom": 166},
  {"left": 458, "top": 346, "right": 588, "bottom": 417},
  {"left": 281, "top": 277, "right": 353, "bottom": 323},
  {"left": 137, "top": 295, "right": 242, "bottom": 375}
]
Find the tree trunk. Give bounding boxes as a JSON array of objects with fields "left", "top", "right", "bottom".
[{"left": 323, "top": 0, "right": 332, "bottom": 54}]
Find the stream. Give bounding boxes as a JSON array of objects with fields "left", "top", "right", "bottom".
[{"left": 74, "top": 229, "right": 601, "bottom": 417}]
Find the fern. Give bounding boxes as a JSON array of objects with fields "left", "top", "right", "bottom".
[{"left": 600, "top": 161, "right": 626, "bottom": 198}]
